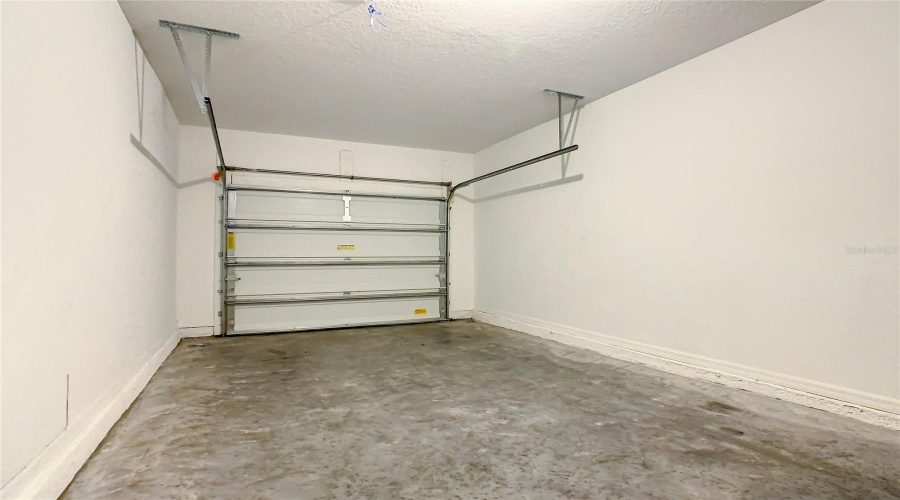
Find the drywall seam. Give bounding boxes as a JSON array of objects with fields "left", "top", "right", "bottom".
[
  {"left": 0, "top": 330, "right": 181, "bottom": 500},
  {"left": 179, "top": 326, "right": 214, "bottom": 338},
  {"left": 472, "top": 310, "right": 900, "bottom": 430}
]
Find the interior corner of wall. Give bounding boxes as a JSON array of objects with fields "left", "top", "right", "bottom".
[{"left": 0, "top": 329, "right": 180, "bottom": 500}]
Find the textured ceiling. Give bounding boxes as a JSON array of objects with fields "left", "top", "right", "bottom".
[{"left": 120, "top": 1, "right": 817, "bottom": 153}]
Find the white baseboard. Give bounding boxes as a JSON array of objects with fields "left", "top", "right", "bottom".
[
  {"left": 473, "top": 310, "right": 900, "bottom": 430},
  {"left": 0, "top": 330, "right": 181, "bottom": 500},
  {"left": 178, "top": 325, "right": 214, "bottom": 338},
  {"left": 450, "top": 309, "right": 473, "bottom": 320}
]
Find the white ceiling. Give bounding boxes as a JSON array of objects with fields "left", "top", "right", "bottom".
[{"left": 120, "top": 1, "right": 817, "bottom": 153}]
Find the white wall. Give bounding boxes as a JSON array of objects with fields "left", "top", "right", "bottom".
[
  {"left": 473, "top": 1, "right": 899, "bottom": 413},
  {"left": 177, "top": 126, "right": 474, "bottom": 335},
  {"left": 1, "top": 2, "right": 181, "bottom": 498}
]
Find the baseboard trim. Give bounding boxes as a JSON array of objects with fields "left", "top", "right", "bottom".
[
  {"left": 473, "top": 310, "right": 900, "bottom": 430},
  {"left": 0, "top": 330, "right": 181, "bottom": 500},
  {"left": 178, "top": 325, "right": 214, "bottom": 338},
  {"left": 450, "top": 309, "right": 473, "bottom": 320}
]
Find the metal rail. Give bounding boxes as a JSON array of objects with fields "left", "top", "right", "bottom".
[
  {"left": 448, "top": 145, "right": 578, "bottom": 200},
  {"left": 226, "top": 166, "right": 451, "bottom": 187},
  {"left": 226, "top": 259, "right": 445, "bottom": 267},
  {"left": 227, "top": 222, "right": 446, "bottom": 233},
  {"left": 444, "top": 144, "right": 579, "bottom": 319},
  {"left": 205, "top": 98, "right": 226, "bottom": 172},
  {"left": 205, "top": 97, "right": 229, "bottom": 335}
]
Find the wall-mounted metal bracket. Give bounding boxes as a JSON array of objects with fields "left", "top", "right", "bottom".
[
  {"left": 544, "top": 89, "right": 583, "bottom": 150},
  {"left": 160, "top": 20, "right": 239, "bottom": 113}
]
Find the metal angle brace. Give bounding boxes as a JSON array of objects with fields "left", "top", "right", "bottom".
[
  {"left": 544, "top": 89, "right": 584, "bottom": 150},
  {"left": 160, "top": 20, "right": 239, "bottom": 113}
]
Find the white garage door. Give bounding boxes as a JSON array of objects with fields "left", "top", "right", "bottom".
[{"left": 222, "top": 171, "right": 448, "bottom": 335}]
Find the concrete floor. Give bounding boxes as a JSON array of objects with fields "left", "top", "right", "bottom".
[{"left": 63, "top": 321, "right": 899, "bottom": 499}]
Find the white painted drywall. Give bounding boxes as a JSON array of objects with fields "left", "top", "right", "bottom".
[
  {"left": 177, "top": 126, "right": 474, "bottom": 335},
  {"left": 1, "top": 2, "right": 180, "bottom": 497},
  {"left": 472, "top": 1, "right": 899, "bottom": 412}
]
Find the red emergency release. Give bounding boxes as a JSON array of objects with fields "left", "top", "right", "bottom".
[{"left": 213, "top": 172, "right": 221, "bottom": 181}]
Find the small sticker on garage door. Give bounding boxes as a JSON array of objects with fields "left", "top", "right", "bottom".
[
  {"left": 227, "top": 233, "right": 235, "bottom": 250},
  {"left": 337, "top": 244, "right": 355, "bottom": 250},
  {"left": 415, "top": 309, "right": 427, "bottom": 315}
]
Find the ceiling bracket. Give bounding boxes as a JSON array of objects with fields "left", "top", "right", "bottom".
[
  {"left": 544, "top": 89, "right": 583, "bottom": 150},
  {"left": 160, "top": 20, "right": 239, "bottom": 114}
]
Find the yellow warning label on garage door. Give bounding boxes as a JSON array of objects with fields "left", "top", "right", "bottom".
[
  {"left": 226, "top": 233, "right": 235, "bottom": 250},
  {"left": 415, "top": 309, "right": 427, "bottom": 315},
  {"left": 337, "top": 244, "right": 355, "bottom": 251}
]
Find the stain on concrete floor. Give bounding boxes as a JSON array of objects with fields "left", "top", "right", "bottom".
[{"left": 63, "top": 321, "right": 900, "bottom": 499}]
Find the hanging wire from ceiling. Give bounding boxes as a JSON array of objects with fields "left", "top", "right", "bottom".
[{"left": 368, "top": 1, "right": 388, "bottom": 28}]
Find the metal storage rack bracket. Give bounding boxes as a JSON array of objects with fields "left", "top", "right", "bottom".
[{"left": 161, "top": 20, "right": 239, "bottom": 114}]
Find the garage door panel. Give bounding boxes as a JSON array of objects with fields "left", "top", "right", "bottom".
[
  {"left": 229, "top": 229, "right": 443, "bottom": 259},
  {"left": 233, "top": 265, "right": 443, "bottom": 295},
  {"left": 229, "top": 175, "right": 445, "bottom": 200},
  {"left": 231, "top": 191, "right": 344, "bottom": 223},
  {"left": 231, "top": 296, "right": 443, "bottom": 334},
  {"left": 229, "top": 189, "right": 443, "bottom": 226},
  {"left": 349, "top": 198, "right": 442, "bottom": 226},
  {"left": 223, "top": 174, "right": 448, "bottom": 335}
]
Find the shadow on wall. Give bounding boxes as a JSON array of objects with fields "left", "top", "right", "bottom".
[
  {"left": 455, "top": 103, "right": 585, "bottom": 204},
  {"left": 561, "top": 106, "right": 582, "bottom": 177},
  {"left": 130, "top": 36, "right": 177, "bottom": 184},
  {"left": 130, "top": 36, "right": 213, "bottom": 189}
]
